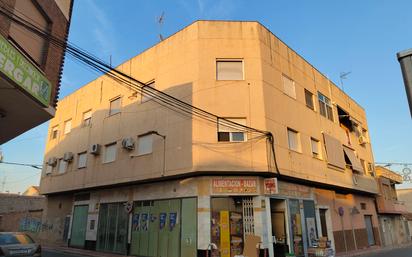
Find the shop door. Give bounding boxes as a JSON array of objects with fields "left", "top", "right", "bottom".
[
  {"left": 270, "top": 199, "right": 288, "bottom": 257},
  {"left": 96, "top": 202, "right": 128, "bottom": 254},
  {"left": 158, "top": 199, "right": 181, "bottom": 257},
  {"left": 289, "top": 199, "right": 304, "bottom": 257},
  {"left": 181, "top": 198, "right": 197, "bottom": 257},
  {"left": 69, "top": 205, "right": 88, "bottom": 248},
  {"left": 364, "top": 215, "right": 375, "bottom": 246}
]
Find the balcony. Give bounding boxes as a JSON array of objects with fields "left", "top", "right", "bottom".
[{"left": 376, "top": 195, "right": 407, "bottom": 214}]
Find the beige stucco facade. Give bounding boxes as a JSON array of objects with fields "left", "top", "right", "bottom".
[{"left": 39, "top": 21, "right": 381, "bottom": 256}]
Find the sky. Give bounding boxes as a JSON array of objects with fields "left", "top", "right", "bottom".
[{"left": 0, "top": 0, "right": 411, "bottom": 193}]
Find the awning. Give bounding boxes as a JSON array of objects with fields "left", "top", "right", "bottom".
[
  {"left": 323, "top": 133, "right": 346, "bottom": 169},
  {"left": 343, "top": 146, "right": 364, "bottom": 173}
]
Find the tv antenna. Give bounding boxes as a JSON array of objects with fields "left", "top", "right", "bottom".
[
  {"left": 339, "top": 71, "right": 351, "bottom": 92},
  {"left": 157, "top": 11, "right": 165, "bottom": 41}
]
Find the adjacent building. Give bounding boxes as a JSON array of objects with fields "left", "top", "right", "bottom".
[
  {"left": 40, "top": 21, "right": 381, "bottom": 257},
  {"left": 0, "top": 0, "right": 73, "bottom": 144}
]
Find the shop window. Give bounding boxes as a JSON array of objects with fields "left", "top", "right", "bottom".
[
  {"left": 64, "top": 119, "right": 72, "bottom": 134},
  {"left": 318, "top": 92, "right": 333, "bottom": 121},
  {"left": 282, "top": 75, "right": 296, "bottom": 99},
  {"left": 137, "top": 134, "right": 153, "bottom": 155},
  {"left": 83, "top": 110, "right": 92, "bottom": 126},
  {"left": 50, "top": 126, "right": 58, "bottom": 140},
  {"left": 109, "top": 97, "right": 121, "bottom": 116},
  {"left": 103, "top": 142, "right": 117, "bottom": 163},
  {"left": 57, "top": 158, "right": 67, "bottom": 174},
  {"left": 217, "top": 118, "right": 246, "bottom": 142},
  {"left": 311, "top": 137, "right": 321, "bottom": 158},
  {"left": 77, "top": 152, "right": 87, "bottom": 169},
  {"left": 305, "top": 89, "right": 314, "bottom": 110},
  {"left": 216, "top": 59, "right": 244, "bottom": 80},
  {"left": 141, "top": 82, "right": 155, "bottom": 103},
  {"left": 9, "top": 0, "right": 49, "bottom": 67},
  {"left": 287, "top": 128, "right": 300, "bottom": 152}
]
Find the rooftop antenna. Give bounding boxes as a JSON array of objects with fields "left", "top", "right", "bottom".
[
  {"left": 157, "top": 11, "right": 165, "bottom": 41},
  {"left": 339, "top": 71, "right": 351, "bottom": 92}
]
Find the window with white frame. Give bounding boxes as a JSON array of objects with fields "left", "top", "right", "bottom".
[
  {"left": 58, "top": 159, "right": 67, "bottom": 174},
  {"left": 318, "top": 92, "right": 333, "bottom": 121},
  {"left": 83, "top": 110, "right": 92, "bottom": 126},
  {"left": 142, "top": 82, "right": 155, "bottom": 103},
  {"left": 137, "top": 134, "right": 153, "bottom": 155},
  {"left": 282, "top": 75, "right": 296, "bottom": 99},
  {"left": 103, "top": 143, "right": 117, "bottom": 163},
  {"left": 64, "top": 119, "right": 72, "bottom": 134},
  {"left": 216, "top": 60, "right": 244, "bottom": 80},
  {"left": 287, "top": 128, "right": 300, "bottom": 152},
  {"left": 217, "top": 118, "right": 247, "bottom": 142},
  {"left": 305, "top": 89, "right": 314, "bottom": 110},
  {"left": 78, "top": 152, "right": 87, "bottom": 169},
  {"left": 45, "top": 163, "right": 53, "bottom": 175},
  {"left": 311, "top": 137, "right": 321, "bottom": 158},
  {"left": 51, "top": 126, "right": 58, "bottom": 140},
  {"left": 109, "top": 97, "right": 121, "bottom": 116}
]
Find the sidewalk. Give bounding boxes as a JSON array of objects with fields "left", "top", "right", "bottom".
[
  {"left": 336, "top": 242, "right": 412, "bottom": 257},
  {"left": 43, "top": 245, "right": 129, "bottom": 257}
]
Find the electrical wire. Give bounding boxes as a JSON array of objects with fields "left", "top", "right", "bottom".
[{"left": 0, "top": 161, "right": 42, "bottom": 170}]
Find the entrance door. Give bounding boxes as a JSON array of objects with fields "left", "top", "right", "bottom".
[
  {"left": 364, "top": 215, "right": 375, "bottom": 246},
  {"left": 70, "top": 205, "right": 88, "bottom": 248},
  {"left": 270, "top": 199, "right": 288, "bottom": 257},
  {"left": 181, "top": 198, "right": 197, "bottom": 257},
  {"left": 96, "top": 202, "right": 128, "bottom": 254}
]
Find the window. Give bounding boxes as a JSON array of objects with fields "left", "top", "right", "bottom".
[
  {"left": 64, "top": 119, "right": 72, "bottom": 134},
  {"left": 103, "top": 143, "right": 117, "bottom": 163},
  {"left": 318, "top": 92, "right": 333, "bottom": 121},
  {"left": 360, "top": 159, "right": 366, "bottom": 174},
  {"left": 305, "top": 89, "right": 314, "bottom": 110},
  {"left": 83, "top": 110, "right": 92, "bottom": 126},
  {"left": 45, "top": 164, "right": 53, "bottom": 175},
  {"left": 137, "top": 134, "right": 153, "bottom": 155},
  {"left": 367, "top": 162, "right": 375, "bottom": 177},
  {"left": 51, "top": 126, "right": 58, "bottom": 140},
  {"left": 323, "top": 133, "right": 346, "bottom": 169},
  {"left": 58, "top": 159, "right": 67, "bottom": 174},
  {"left": 216, "top": 60, "right": 243, "bottom": 80},
  {"left": 9, "top": 0, "right": 49, "bottom": 66},
  {"left": 217, "top": 118, "right": 247, "bottom": 142},
  {"left": 343, "top": 146, "right": 363, "bottom": 172},
  {"left": 109, "top": 97, "right": 121, "bottom": 116},
  {"left": 311, "top": 138, "right": 321, "bottom": 158},
  {"left": 360, "top": 203, "right": 367, "bottom": 210},
  {"left": 142, "top": 82, "right": 155, "bottom": 103},
  {"left": 287, "top": 128, "right": 300, "bottom": 152},
  {"left": 78, "top": 152, "right": 87, "bottom": 169},
  {"left": 282, "top": 75, "right": 296, "bottom": 99}
]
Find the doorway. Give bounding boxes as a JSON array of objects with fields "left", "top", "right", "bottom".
[
  {"left": 364, "top": 215, "right": 376, "bottom": 246},
  {"left": 69, "top": 205, "right": 88, "bottom": 248},
  {"left": 270, "top": 199, "right": 288, "bottom": 257}
]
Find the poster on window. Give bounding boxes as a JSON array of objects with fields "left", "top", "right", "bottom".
[
  {"left": 169, "top": 212, "right": 177, "bottom": 231},
  {"left": 306, "top": 217, "right": 317, "bottom": 247},
  {"left": 159, "top": 213, "right": 167, "bottom": 229},
  {"left": 140, "top": 213, "right": 149, "bottom": 231},
  {"left": 132, "top": 213, "right": 140, "bottom": 231}
]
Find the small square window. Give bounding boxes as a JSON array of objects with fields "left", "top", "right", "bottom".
[
  {"left": 58, "top": 159, "right": 67, "bottom": 174},
  {"left": 109, "top": 97, "right": 121, "bottom": 116},
  {"left": 282, "top": 75, "right": 296, "bottom": 99},
  {"left": 78, "top": 152, "right": 87, "bottom": 169},
  {"left": 51, "top": 126, "right": 58, "bottom": 140},
  {"left": 311, "top": 138, "right": 321, "bottom": 158},
  {"left": 305, "top": 89, "right": 314, "bottom": 110},
  {"left": 64, "top": 119, "right": 72, "bottom": 134},
  {"left": 103, "top": 143, "right": 117, "bottom": 163},
  {"left": 216, "top": 60, "right": 243, "bottom": 80},
  {"left": 217, "top": 118, "right": 247, "bottom": 142},
  {"left": 287, "top": 128, "right": 300, "bottom": 152},
  {"left": 83, "top": 110, "right": 92, "bottom": 126},
  {"left": 137, "top": 134, "right": 153, "bottom": 155}
]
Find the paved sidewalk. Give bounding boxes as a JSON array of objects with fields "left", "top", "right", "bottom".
[
  {"left": 43, "top": 245, "right": 129, "bottom": 257},
  {"left": 336, "top": 243, "right": 412, "bottom": 257}
]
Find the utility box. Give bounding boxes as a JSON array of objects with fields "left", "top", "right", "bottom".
[{"left": 397, "top": 49, "right": 412, "bottom": 117}]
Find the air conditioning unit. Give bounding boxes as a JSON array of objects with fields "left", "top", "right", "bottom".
[
  {"left": 47, "top": 157, "right": 57, "bottom": 167},
  {"left": 90, "top": 144, "right": 101, "bottom": 155},
  {"left": 358, "top": 136, "right": 368, "bottom": 145},
  {"left": 121, "top": 137, "right": 135, "bottom": 150},
  {"left": 63, "top": 152, "right": 74, "bottom": 162}
]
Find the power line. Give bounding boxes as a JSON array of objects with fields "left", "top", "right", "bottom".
[{"left": 0, "top": 161, "right": 42, "bottom": 170}]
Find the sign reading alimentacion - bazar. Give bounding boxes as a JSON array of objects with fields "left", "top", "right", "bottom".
[
  {"left": 0, "top": 34, "right": 52, "bottom": 107},
  {"left": 212, "top": 178, "right": 258, "bottom": 194}
]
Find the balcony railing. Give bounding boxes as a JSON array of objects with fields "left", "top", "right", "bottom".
[{"left": 376, "top": 195, "right": 407, "bottom": 214}]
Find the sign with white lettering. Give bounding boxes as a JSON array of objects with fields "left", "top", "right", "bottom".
[
  {"left": 0, "top": 34, "right": 51, "bottom": 106},
  {"left": 212, "top": 178, "right": 258, "bottom": 194}
]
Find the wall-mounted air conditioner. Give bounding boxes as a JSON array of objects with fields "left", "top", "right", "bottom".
[
  {"left": 63, "top": 152, "right": 74, "bottom": 162},
  {"left": 90, "top": 144, "right": 101, "bottom": 155},
  {"left": 121, "top": 137, "right": 135, "bottom": 150}
]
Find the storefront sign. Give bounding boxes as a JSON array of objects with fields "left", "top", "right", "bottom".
[
  {"left": 264, "top": 178, "right": 278, "bottom": 194},
  {"left": 212, "top": 178, "right": 258, "bottom": 194},
  {"left": 0, "top": 34, "right": 52, "bottom": 106}
]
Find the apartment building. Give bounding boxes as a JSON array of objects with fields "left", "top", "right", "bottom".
[
  {"left": 40, "top": 21, "right": 380, "bottom": 257},
  {"left": 0, "top": 0, "right": 73, "bottom": 144}
]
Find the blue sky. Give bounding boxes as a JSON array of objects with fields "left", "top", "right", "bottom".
[{"left": 1, "top": 0, "right": 411, "bottom": 193}]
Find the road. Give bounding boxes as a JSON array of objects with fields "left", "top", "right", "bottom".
[{"left": 43, "top": 246, "right": 412, "bottom": 257}]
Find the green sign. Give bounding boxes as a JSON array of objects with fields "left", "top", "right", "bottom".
[{"left": 0, "top": 34, "right": 51, "bottom": 106}]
